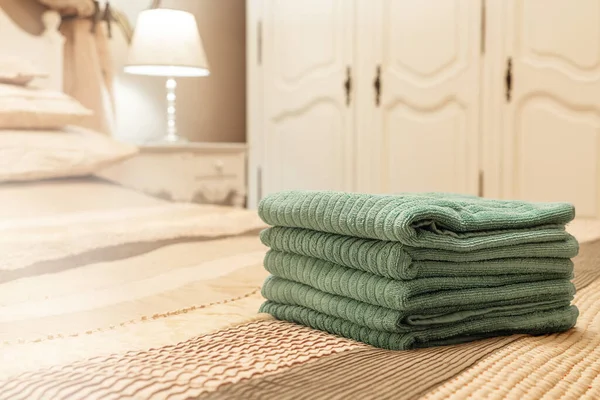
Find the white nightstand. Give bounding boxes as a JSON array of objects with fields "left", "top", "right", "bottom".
[{"left": 97, "top": 142, "right": 247, "bottom": 207}]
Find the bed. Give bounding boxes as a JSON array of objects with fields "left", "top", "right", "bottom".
[{"left": 2, "top": 6, "right": 600, "bottom": 400}]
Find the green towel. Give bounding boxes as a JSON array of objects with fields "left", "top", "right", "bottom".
[
  {"left": 261, "top": 227, "right": 577, "bottom": 280},
  {"left": 264, "top": 251, "right": 576, "bottom": 311},
  {"left": 258, "top": 191, "right": 575, "bottom": 251},
  {"left": 260, "top": 301, "right": 579, "bottom": 350},
  {"left": 262, "top": 276, "right": 574, "bottom": 332}
]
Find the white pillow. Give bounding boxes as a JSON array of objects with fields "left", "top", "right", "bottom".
[
  {"left": 0, "top": 56, "right": 48, "bottom": 86},
  {"left": 0, "top": 84, "right": 93, "bottom": 129},
  {"left": 0, "top": 126, "right": 138, "bottom": 182}
]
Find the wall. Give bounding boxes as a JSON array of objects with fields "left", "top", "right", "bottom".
[
  {"left": 112, "top": 0, "right": 247, "bottom": 143},
  {"left": 0, "top": 0, "right": 45, "bottom": 33},
  {"left": 0, "top": 0, "right": 247, "bottom": 143}
]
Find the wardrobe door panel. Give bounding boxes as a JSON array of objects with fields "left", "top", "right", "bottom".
[
  {"left": 262, "top": 0, "right": 354, "bottom": 195},
  {"left": 501, "top": 0, "right": 600, "bottom": 217},
  {"left": 370, "top": 0, "right": 482, "bottom": 195}
]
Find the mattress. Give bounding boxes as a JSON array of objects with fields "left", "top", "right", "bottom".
[{"left": 1, "top": 181, "right": 600, "bottom": 400}]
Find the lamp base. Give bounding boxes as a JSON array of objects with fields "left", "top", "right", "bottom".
[
  {"left": 146, "top": 134, "right": 189, "bottom": 144},
  {"left": 163, "top": 133, "right": 188, "bottom": 143},
  {"left": 164, "top": 77, "right": 186, "bottom": 144}
]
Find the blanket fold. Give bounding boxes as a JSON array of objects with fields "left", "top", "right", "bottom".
[
  {"left": 262, "top": 276, "right": 575, "bottom": 332},
  {"left": 260, "top": 227, "right": 577, "bottom": 280},
  {"left": 258, "top": 191, "right": 575, "bottom": 251},
  {"left": 259, "top": 301, "right": 579, "bottom": 350},
  {"left": 263, "top": 251, "right": 575, "bottom": 311}
]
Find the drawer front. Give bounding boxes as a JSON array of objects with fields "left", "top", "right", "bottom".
[
  {"left": 98, "top": 150, "right": 246, "bottom": 206},
  {"left": 182, "top": 152, "right": 245, "bottom": 181}
]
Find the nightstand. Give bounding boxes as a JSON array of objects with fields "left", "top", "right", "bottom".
[{"left": 97, "top": 142, "right": 247, "bottom": 207}]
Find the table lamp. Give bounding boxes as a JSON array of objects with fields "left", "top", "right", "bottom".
[{"left": 125, "top": 8, "right": 209, "bottom": 143}]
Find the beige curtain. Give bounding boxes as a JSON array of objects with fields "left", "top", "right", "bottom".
[
  {"left": 60, "top": 18, "right": 114, "bottom": 135},
  {"left": 38, "top": 0, "right": 115, "bottom": 135}
]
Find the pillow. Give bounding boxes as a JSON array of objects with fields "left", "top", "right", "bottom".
[
  {"left": 0, "top": 56, "right": 48, "bottom": 86},
  {"left": 0, "top": 126, "right": 138, "bottom": 182},
  {"left": 0, "top": 84, "right": 93, "bottom": 129}
]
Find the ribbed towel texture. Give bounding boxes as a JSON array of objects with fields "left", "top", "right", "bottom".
[
  {"left": 260, "top": 302, "right": 579, "bottom": 350},
  {"left": 258, "top": 190, "right": 579, "bottom": 350},
  {"left": 261, "top": 227, "right": 578, "bottom": 280}
]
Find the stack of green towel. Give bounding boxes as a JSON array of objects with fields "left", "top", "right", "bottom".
[{"left": 257, "top": 191, "right": 579, "bottom": 350}]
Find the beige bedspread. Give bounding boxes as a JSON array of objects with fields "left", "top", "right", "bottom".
[
  {"left": 0, "top": 177, "right": 166, "bottom": 220},
  {"left": 1, "top": 180, "right": 600, "bottom": 400},
  {"left": 0, "top": 178, "right": 269, "bottom": 378}
]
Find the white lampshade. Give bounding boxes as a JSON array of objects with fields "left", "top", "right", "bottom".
[{"left": 125, "top": 9, "right": 209, "bottom": 77}]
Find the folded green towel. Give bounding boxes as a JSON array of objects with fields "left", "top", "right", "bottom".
[
  {"left": 261, "top": 227, "right": 577, "bottom": 280},
  {"left": 258, "top": 191, "right": 575, "bottom": 251},
  {"left": 264, "top": 251, "right": 576, "bottom": 311},
  {"left": 262, "top": 276, "right": 574, "bottom": 332},
  {"left": 260, "top": 301, "right": 579, "bottom": 350}
]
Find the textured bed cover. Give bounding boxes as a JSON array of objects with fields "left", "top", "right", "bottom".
[
  {"left": 1, "top": 181, "right": 600, "bottom": 400},
  {"left": 0, "top": 177, "right": 167, "bottom": 220}
]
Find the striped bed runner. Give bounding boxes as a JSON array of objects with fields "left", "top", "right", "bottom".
[{"left": 2, "top": 239, "right": 600, "bottom": 400}]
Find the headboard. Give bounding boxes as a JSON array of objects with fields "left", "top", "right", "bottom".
[{"left": 0, "top": 7, "right": 64, "bottom": 90}]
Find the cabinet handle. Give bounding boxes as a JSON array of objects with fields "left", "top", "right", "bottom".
[
  {"left": 374, "top": 65, "right": 381, "bottom": 107},
  {"left": 505, "top": 57, "right": 512, "bottom": 102},
  {"left": 344, "top": 66, "right": 352, "bottom": 107},
  {"left": 214, "top": 159, "right": 224, "bottom": 173},
  {"left": 257, "top": 166, "right": 263, "bottom": 202}
]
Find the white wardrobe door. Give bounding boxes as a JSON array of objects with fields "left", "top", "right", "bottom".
[
  {"left": 261, "top": 0, "right": 354, "bottom": 195},
  {"left": 364, "top": 0, "right": 482, "bottom": 195},
  {"left": 500, "top": 0, "right": 600, "bottom": 217}
]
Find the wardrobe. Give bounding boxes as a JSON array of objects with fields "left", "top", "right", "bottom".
[{"left": 247, "top": 0, "right": 600, "bottom": 218}]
